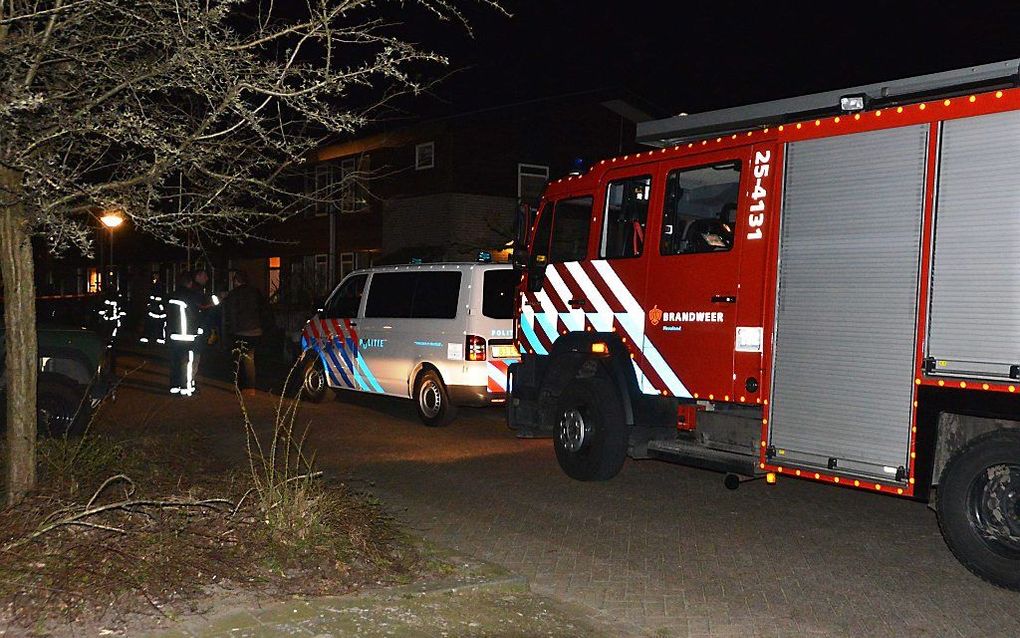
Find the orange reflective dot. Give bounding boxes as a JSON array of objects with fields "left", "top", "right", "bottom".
[
  {"left": 761, "top": 440, "right": 767, "bottom": 447},
  {"left": 693, "top": 393, "right": 699, "bottom": 399},
  {"left": 915, "top": 378, "right": 921, "bottom": 385},
  {"left": 874, "top": 484, "right": 882, "bottom": 491},
  {"left": 777, "top": 467, "right": 784, "bottom": 473},
  {"left": 763, "top": 399, "right": 769, "bottom": 406},
  {"left": 732, "top": 134, "right": 738, "bottom": 139},
  {"left": 795, "top": 469, "right": 801, "bottom": 476},
  {"left": 960, "top": 381, "right": 967, "bottom": 388},
  {"left": 1010, "top": 386, "right": 1016, "bottom": 393},
  {"left": 834, "top": 477, "right": 840, "bottom": 483},
  {"left": 814, "top": 119, "right": 821, "bottom": 126},
  {"left": 938, "top": 380, "right": 945, "bottom": 386},
  {"left": 969, "top": 95, "right": 977, "bottom": 103},
  {"left": 854, "top": 113, "right": 861, "bottom": 120},
  {"left": 708, "top": 394, "right": 715, "bottom": 400},
  {"left": 796, "top": 123, "right": 802, "bottom": 129},
  {"left": 996, "top": 91, "right": 1004, "bottom": 98},
  {"left": 897, "top": 488, "right": 904, "bottom": 495},
  {"left": 919, "top": 103, "right": 927, "bottom": 110},
  {"left": 688, "top": 143, "right": 694, "bottom": 148},
  {"left": 834, "top": 116, "right": 841, "bottom": 123},
  {"left": 762, "top": 418, "right": 768, "bottom": 425},
  {"left": 911, "top": 452, "right": 916, "bottom": 459},
  {"left": 896, "top": 106, "right": 904, "bottom": 113},
  {"left": 875, "top": 110, "right": 882, "bottom": 117},
  {"left": 944, "top": 99, "right": 952, "bottom": 106},
  {"left": 983, "top": 383, "right": 990, "bottom": 390},
  {"left": 814, "top": 473, "right": 821, "bottom": 479},
  {"left": 854, "top": 480, "right": 861, "bottom": 487},
  {"left": 740, "top": 396, "right": 746, "bottom": 402},
  {"left": 760, "top": 462, "right": 766, "bottom": 469},
  {"left": 724, "top": 395, "right": 730, "bottom": 401},
  {"left": 716, "top": 137, "right": 722, "bottom": 143}
]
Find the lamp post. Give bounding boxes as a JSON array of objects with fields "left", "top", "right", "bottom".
[{"left": 100, "top": 211, "right": 124, "bottom": 289}]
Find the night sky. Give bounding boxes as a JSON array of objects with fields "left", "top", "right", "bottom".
[{"left": 417, "top": 1, "right": 1020, "bottom": 119}]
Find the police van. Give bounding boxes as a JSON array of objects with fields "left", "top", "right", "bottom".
[{"left": 300, "top": 262, "right": 519, "bottom": 426}]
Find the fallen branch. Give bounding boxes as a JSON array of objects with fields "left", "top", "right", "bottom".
[{"left": 1, "top": 475, "right": 235, "bottom": 554}]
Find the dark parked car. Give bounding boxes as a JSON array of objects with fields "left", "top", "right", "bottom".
[{"left": 0, "top": 296, "right": 112, "bottom": 436}]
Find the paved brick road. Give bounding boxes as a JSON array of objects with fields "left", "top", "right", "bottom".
[{"left": 108, "top": 356, "right": 1020, "bottom": 638}]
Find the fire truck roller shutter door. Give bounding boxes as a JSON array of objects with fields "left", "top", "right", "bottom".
[
  {"left": 928, "top": 110, "right": 1020, "bottom": 379},
  {"left": 770, "top": 124, "right": 928, "bottom": 480}
]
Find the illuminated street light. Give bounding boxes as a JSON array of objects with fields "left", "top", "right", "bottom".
[{"left": 100, "top": 211, "right": 125, "bottom": 228}]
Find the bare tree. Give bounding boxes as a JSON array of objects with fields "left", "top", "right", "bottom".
[{"left": 0, "top": 0, "right": 501, "bottom": 503}]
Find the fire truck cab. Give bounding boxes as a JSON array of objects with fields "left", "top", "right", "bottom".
[{"left": 508, "top": 60, "right": 1020, "bottom": 590}]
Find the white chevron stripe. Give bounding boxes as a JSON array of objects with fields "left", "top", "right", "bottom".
[
  {"left": 544, "top": 266, "right": 586, "bottom": 332},
  {"left": 564, "top": 261, "right": 614, "bottom": 332},
  {"left": 590, "top": 261, "right": 691, "bottom": 398}
]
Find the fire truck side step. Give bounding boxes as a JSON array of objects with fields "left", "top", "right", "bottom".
[{"left": 645, "top": 439, "right": 761, "bottom": 476}]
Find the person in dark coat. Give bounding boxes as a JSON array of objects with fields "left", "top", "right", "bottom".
[
  {"left": 222, "top": 269, "right": 265, "bottom": 396},
  {"left": 167, "top": 271, "right": 204, "bottom": 396}
]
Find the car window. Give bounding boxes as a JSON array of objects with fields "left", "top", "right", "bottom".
[
  {"left": 412, "top": 272, "right": 461, "bottom": 319},
  {"left": 482, "top": 269, "right": 516, "bottom": 319},
  {"left": 548, "top": 197, "right": 593, "bottom": 263},
  {"left": 324, "top": 273, "right": 367, "bottom": 318},
  {"left": 364, "top": 272, "right": 416, "bottom": 318},
  {"left": 601, "top": 175, "right": 652, "bottom": 259}
]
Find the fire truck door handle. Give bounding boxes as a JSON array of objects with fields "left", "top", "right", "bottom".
[
  {"left": 568, "top": 298, "right": 586, "bottom": 309},
  {"left": 711, "top": 295, "right": 737, "bottom": 304}
]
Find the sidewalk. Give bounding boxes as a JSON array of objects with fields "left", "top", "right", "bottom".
[{"left": 147, "top": 554, "right": 615, "bottom": 638}]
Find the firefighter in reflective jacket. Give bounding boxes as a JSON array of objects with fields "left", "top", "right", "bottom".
[
  {"left": 140, "top": 272, "right": 167, "bottom": 344},
  {"left": 167, "top": 272, "right": 204, "bottom": 396}
]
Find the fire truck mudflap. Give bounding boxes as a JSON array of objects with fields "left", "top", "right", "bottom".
[{"left": 768, "top": 125, "right": 928, "bottom": 481}]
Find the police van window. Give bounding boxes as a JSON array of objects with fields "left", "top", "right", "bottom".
[
  {"left": 548, "top": 196, "right": 593, "bottom": 263},
  {"left": 411, "top": 271, "right": 462, "bottom": 319},
  {"left": 660, "top": 161, "right": 741, "bottom": 256},
  {"left": 483, "top": 269, "right": 517, "bottom": 319},
  {"left": 601, "top": 176, "right": 651, "bottom": 259},
  {"left": 365, "top": 272, "right": 416, "bottom": 318},
  {"left": 324, "top": 273, "right": 367, "bottom": 318},
  {"left": 530, "top": 202, "right": 553, "bottom": 263}
]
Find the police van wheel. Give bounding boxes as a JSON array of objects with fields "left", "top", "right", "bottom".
[
  {"left": 415, "top": 369, "right": 457, "bottom": 427},
  {"left": 301, "top": 354, "right": 328, "bottom": 404},
  {"left": 937, "top": 429, "right": 1020, "bottom": 591},
  {"left": 553, "top": 376, "right": 627, "bottom": 481}
]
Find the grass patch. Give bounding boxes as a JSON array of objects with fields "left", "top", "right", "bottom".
[{"left": 0, "top": 376, "right": 425, "bottom": 632}]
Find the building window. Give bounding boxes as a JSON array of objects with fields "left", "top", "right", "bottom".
[
  {"left": 518, "top": 163, "right": 549, "bottom": 207},
  {"left": 415, "top": 142, "right": 435, "bottom": 170},
  {"left": 307, "top": 163, "right": 335, "bottom": 216},
  {"left": 340, "top": 252, "right": 355, "bottom": 278},
  {"left": 268, "top": 256, "right": 281, "bottom": 302}
]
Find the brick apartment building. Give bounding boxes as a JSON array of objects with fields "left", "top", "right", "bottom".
[{"left": 251, "top": 90, "right": 657, "bottom": 307}]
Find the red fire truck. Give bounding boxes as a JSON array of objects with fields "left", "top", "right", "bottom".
[{"left": 507, "top": 60, "right": 1020, "bottom": 590}]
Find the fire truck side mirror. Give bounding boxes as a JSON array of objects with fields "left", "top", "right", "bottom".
[{"left": 512, "top": 202, "right": 533, "bottom": 273}]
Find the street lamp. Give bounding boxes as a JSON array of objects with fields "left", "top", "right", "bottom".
[{"left": 100, "top": 211, "right": 124, "bottom": 290}]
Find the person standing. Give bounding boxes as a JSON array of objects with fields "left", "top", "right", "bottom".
[
  {"left": 222, "top": 269, "right": 264, "bottom": 397},
  {"left": 167, "top": 271, "right": 204, "bottom": 396}
]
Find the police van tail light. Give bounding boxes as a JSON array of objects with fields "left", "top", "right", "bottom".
[{"left": 466, "top": 335, "right": 487, "bottom": 361}]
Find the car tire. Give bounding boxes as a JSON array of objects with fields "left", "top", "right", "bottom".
[
  {"left": 553, "top": 375, "right": 627, "bottom": 481},
  {"left": 414, "top": 369, "right": 457, "bottom": 427},
  {"left": 300, "top": 352, "right": 329, "bottom": 403},
  {"left": 37, "top": 373, "right": 90, "bottom": 437},
  {"left": 936, "top": 429, "right": 1020, "bottom": 591}
]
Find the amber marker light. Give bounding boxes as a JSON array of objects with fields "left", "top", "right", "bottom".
[
  {"left": 765, "top": 473, "right": 777, "bottom": 484},
  {"left": 590, "top": 342, "right": 609, "bottom": 355}
]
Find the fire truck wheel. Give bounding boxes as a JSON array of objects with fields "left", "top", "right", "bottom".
[
  {"left": 937, "top": 429, "right": 1020, "bottom": 591},
  {"left": 300, "top": 353, "right": 328, "bottom": 403},
  {"left": 415, "top": 369, "right": 457, "bottom": 427},
  {"left": 554, "top": 376, "right": 627, "bottom": 481}
]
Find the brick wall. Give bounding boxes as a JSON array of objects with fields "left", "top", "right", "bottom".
[{"left": 381, "top": 193, "right": 517, "bottom": 260}]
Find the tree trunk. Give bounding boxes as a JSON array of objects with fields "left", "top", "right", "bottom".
[{"left": 0, "top": 169, "right": 37, "bottom": 505}]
